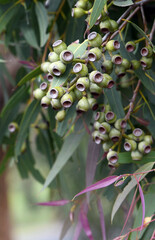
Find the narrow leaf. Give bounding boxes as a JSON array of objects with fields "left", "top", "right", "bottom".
[
  {"left": 97, "top": 198, "right": 106, "bottom": 240},
  {"left": 89, "top": 0, "right": 107, "bottom": 29},
  {"left": 80, "top": 206, "right": 94, "bottom": 240},
  {"left": 73, "top": 215, "right": 82, "bottom": 240},
  {"left": 36, "top": 199, "right": 70, "bottom": 206},
  {"left": 138, "top": 182, "right": 145, "bottom": 230},
  {"left": 113, "top": 0, "right": 134, "bottom": 7},
  {"left": 68, "top": 40, "right": 88, "bottom": 58},
  {"left": 118, "top": 151, "right": 155, "bottom": 164},
  {"left": 17, "top": 66, "right": 43, "bottom": 86}
]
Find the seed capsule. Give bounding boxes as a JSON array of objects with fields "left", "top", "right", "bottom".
[
  {"left": 55, "top": 110, "right": 66, "bottom": 122},
  {"left": 131, "top": 60, "right": 140, "bottom": 70},
  {"left": 112, "top": 54, "right": 123, "bottom": 65},
  {"left": 138, "top": 141, "right": 151, "bottom": 154},
  {"left": 132, "top": 128, "right": 144, "bottom": 141},
  {"left": 87, "top": 47, "right": 102, "bottom": 62},
  {"left": 131, "top": 150, "right": 143, "bottom": 161},
  {"left": 124, "top": 139, "right": 137, "bottom": 151},
  {"left": 114, "top": 119, "right": 127, "bottom": 130},
  {"left": 72, "top": 7, "right": 86, "bottom": 18},
  {"left": 107, "top": 150, "right": 118, "bottom": 164},
  {"left": 88, "top": 98, "right": 98, "bottom": 110},
  {"left": 95, "top": 112, "right": 105, "bottom": 123},
  {"left": 99, "top": 20, "right": 111, "bottom": 33},
  {"left": 106, "top": 40, "right": 120, "bottom": 52},
  {"left": 89, "top": 82, "right": 103, "bottom": 96},
  {"left": 61, "top": 93, "right": 73, "bottom": 108},
  {"left": 101, "top": 60, "right": 113, "bottom": 74},
  {"left": 115, "top": 65, "right": 126, "bottom": 78},
  {"left": 89, "top": 70, "right": 103, "bottom": 84},
  {"left": 140, "top": 56, "right": 153, "bottom": 69},
  {"left": 77, "top": 97, "right": 90, "bottom": 112},
  {"left": 33, "top": 88, "right": 45, "bottom": 100},
  {"left": 94, "top": 121, "right": 100, "bottom": 130},
  {"left": 74, "top": 88, "right": 83, "bottom": 100},
  {"left": 48, "top": 52, "right": 59, "bottom": 62},
  {"left": 109, "top": 19, "right": 118, "bottom": 32},
  {"left": 49, "top": 87, "right": 64, "bottom": 99},
  {"left": 109, "top": 128, "right": 121, "bottom": 142},
  {"left": 105, "top": 111, "right": 117, "bottom": 124},
  {"left": 76, "top": 77, "right": 89, "bottom": 91},
  {"left": 52, "top": 40, "right": 67, "bottom": 55},
  {"left": 51, "top": 99, "right": 62, "bottom": 109},
  {"left": 121, "top": 58, "right": 131, "bottom": 70},
  {"left": 144, "top": 135, "right": 153, "bottom": 145},
  {"left": 140, "top": 45, "right": 153, "bottom": 57},
  {"left": 125, "top": 41, "right": 136, "bottom": 52},
  {"left": 41, "top": 62, "right": 50, "bottom": 73},
  {"left": 98, "top": 73, "right": 114, "bottom": 89},
  {"left": 40, "top": 82, "right": 48, "bottom": 92},
  {"left": 41, "top": 96, "right": 51, "bottom": 108},
  {"left": 60, "top": 50, "right": 74, "bottom": 64},
  {"left": 92, "top": 131, "right": 101, "bottom": 144},
  {"left": 8, "top": 122, "right": 18, "bottom": 133},
  {"left": 99, "top": 122, "right": 111, "bottom": 134},
  {"left": 73, "top": 63, "right": 88, "bottom": 76},
  {"left": 88, "top": 32, "right": 102, "bottom": 47},
  {"left": 102, "top": 141, "right": 113, "bottom": 152}
]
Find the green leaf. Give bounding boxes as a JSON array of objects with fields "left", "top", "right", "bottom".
[
  {"left": 35, "top": 2, "right": 49, "bottom": 47},
  {"left": 42, "top": 112, "right": 92, "bottom": 190},
  {"left": 89, "top": 0, "right": 107, "bottom": 29},
  {"left": 0, "top": 145, "right": 14, "bottom": 175},
  {"left": 111, "top": 162, "right": 155, "bottom": 222},
  {"left": 113, "top": 0, "right": 134, "bottom": 7},
  {"left": 15, "top": 100, "right": 40, "bottom": 157},
  {"left": 17, "top": 66, "right": 43, "bottom": 86},
  {"left": 118, "top": 151, "right": 155, "bottom": 164},
  {"left": 21, "top": 24, "right": 40, "bottom": 50}
]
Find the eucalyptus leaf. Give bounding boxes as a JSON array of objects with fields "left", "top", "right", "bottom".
[
  {"left": 118, "top": 151, "right": 155, "bottom": 164},
  {"left": 89, "top": 0, "right": 107, "bottom": 29},
  {"left": 17, "top": 66, "right": 43, "bottom": 86},
  {"left": 113, "top": 0, "right": 134, "bottom": 7}
]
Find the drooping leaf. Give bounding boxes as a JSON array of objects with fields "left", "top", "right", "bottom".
[
  {"left": 36, "top": 199, "right": 70, "bottom": 206},
  {"left": 138, "top": 182, "right": 145, "bottom": 230},
  {"left": 21, "top": 23, "right": 40, "bottom": 50},
  {"left": 113, "top": 0, "right": 134, "bottom": 7},
  {"left": 17, "top": 66, "right": 43, "bottom": 86},
  {"left": 118, "top": 151, "right": 155, "bottom": 164},
  {"left": 97, "top": 198, "right": 106, "bottom": 240},
  {"left": 111, "top": 162, "right": 155, "bottom": 222},
  {"left": 89, "top": 0, "right": 107, "bottom": 29},
  {"left": 80, "top": 205, "right": 94, "bottom": 240},
  {"left": 35, "top": 2, "right": 49, "bottom": 47},
  {"left": 15, "top": 100, "right": 40, "bottom": 157},
  {"left": 59, "top": 216, "right": 72, "bottom": 240}
]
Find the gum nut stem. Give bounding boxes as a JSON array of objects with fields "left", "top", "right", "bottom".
[
  {"left": 92, "top": 131, "right": 101, "bottom": 144},
  {"left": 33, "top": 88, "right": 45, "bottom": 100},
  {"left": 98, "top": 73, "right": 114, "bottom": 89},
  {"left": 105, "top": 111, "right": 117, "bottom": 124},
  {"left": 94, "top": 121, "right": 100, "bottom": 130},
  {"left": 51, "top": 99, "right": 62, "bottom": 109},
  {"left": 109, "top": 19, "right": 118, "bottom": 32},
  {"left": 121, "top": 58, "right": 131, "bottom": 70},
  {"left": 40, "top": 82, "right": 48, "bottom": 91},
  {"left": 88, "top": 47, "right": 102, "bottom": 62},
  {"left": 124, "top": 139, "right": 137, "bottom": 151},
  {"left": 72, "top": 7, "right": 86, "bottom": 18},
  {"left": 140, "top": 56, "right": 153, "bottom": 70},
  {"left": 138, "top": 141, "right": 151, "bottom": 154},
  {"left": 88, "top": 98, "right": 98, "bottom": 110},
  {"left": 125, "top": 41, "right": 136, "bottom": 52},
  {"left": 74, "top": 88, "right": 83, "bottom": 100},
  {"left": 8, "top": 122, "right": 18, "bottom": 133},
  {"left": 77, "top": 97, "right": 90, "bottom": 112},
  {"left": 112, "top": 54, "right": 123, "bottom": 65},
  {"left": 60, "top": 50, "right": 74, "bottom": 64},
  {"left": 88, "top": 32, "right": 102, "bottom": 47},
  {"left": 131, "top": 60, "right": 140, "bottom": 70},
  {"left": 41, "top": 96, "right": 51, "bottom": 108},
  {"left": 144, "top": 135, "right": 153, "bottom": 145},
  {"left": 114, "top": 119, "right": 127, "bottom": 130},
  {"left": 61, "top": 93, "right": 73, "bottom": 108},
  {"left": 41, "top": 62, "right": 50, "bottom": 73},
  {"left": 49, "top": 86, "right": 64, "bottom": 99},
  {"left": 95, "top": 112, "right": 105, "bottom": 123},
  {"left": 131, "top": 150, "right": 143, "bottom": 161},
  {"left": 133, "top": 128, "right": 144, "bottom": 141},
  {"left": 55, "top": 109, "right": 66, "bottom": 122},
  {"left": 47, "top": 73, "right": 53, "bottom": 82},
  {"left": 76, "top": 77, "right": 89, "bottom": 91},
  {"left": 102, "top": 141, "right": 113, "bottom": 152},
  {"left": 52, "top": 40, "right": 67, "bottom": 55},
  {"left": 109, "top": 128, "right": 121, "bottom": 142},
  {"left": 115, "top": 65, "right": 126, "bottom": 78},
  {"left": 52, "top": 61, "right": 66, "bottom": 76},
  {"left": 99, "top": 122, "right": 111, "bottom": 134},
  {"left": 89, "top": 82, "right": 103, "bottom": 97},
  {"left": 48, "top": 52, "right": 59, "bottom": 62},
  {"left": 99, "top": 20, "right": 111, "bottom": 33},
  {"left": 73, "top": 63, "right": 88, "bottom": 76},
  {"left": 140, "top": 45, "right": 153, "bottom": 57},
  {"left": 107, "top": 150, "right": 118, "bottom": 164},
  {"left": 106, "top": 40, "right": 120, "bottom": 52},
  {"left": 101, "top": 60, "right": 113, "bottom": 74},
  {"left": 89, "top": 70, "right": 103, "bottom": 83}
]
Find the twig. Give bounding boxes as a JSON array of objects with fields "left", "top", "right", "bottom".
[
  {"left": 117, "top": 5, "right": 134, "bottom": 25},
  {"left": 140, "top": 4, "right": 147, "bottom": 33},
  {"left": 150, "top": 19, "right": 155, "bottom": 41}
]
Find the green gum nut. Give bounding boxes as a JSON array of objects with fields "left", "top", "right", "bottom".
[
  {"left": 101, "top": 60, "right": 113, "bottom": 74},
  {"left": 41, "top": 96, "right": 51, "bottom": 108},
  {"left": 140, "top": 45, "right": 153, "bottom": 57},
  {"left": 75, "top": 0, "right": 87, "bottom": 9},
  {"left": 124, "top": 139, "right": 137, "bottom": 151},
  {"left": 41, "top": 62, "right": 50, "bottom": 73},
  {"left": 138, "top": 141, "right": 151, "bottom": 154},
  {"left": 73, "top": 63, "right": 88, "bottom": 76},
  {"left": 99, "top": 20, "right": 111, "bottom": 33},
  {"left": 47, "top": 73, "right": 54, "bottom": 82},
  {"left": 92, "top": 131, "right": 101, "bottom": 144},
  {"left": 114, "top": 119, "right": 127, "bottom": 130},
  {"left": 48, "top": 52, "right": 59, "bottom": 62},
  {"left": 51, "top": 98, "right": 62, "bottom": 109},
  {"left": 89, "top": 70, "right": 103, "bottom": 84},
  {"left": 106, "top": 40, "right": 120, "bottom": 52},
  {"left": 69, "top": 91, "right": 76, "bottom": 102},
  {"left": 71, "top": 7, "right": 86, "bottom": 18},
  {"left": 107, "top": 150, "right": 118, "bottom": 164},
  {"left": 88, "top": 32, "right": 102, "bottom": 47},
  {"left": 131, "top": 60, "right": 140, "bottom": 70},
  {"left": 8, "top": 122, "right": 18, "bottom": 133},
  {"left": 40, "top": 82, "right": 48, "bottom": 92},
  {"left": 119, "top": 75, "right": 131, "bottom": 88},
  {"left": 33, "top": 88, "right": 45, "bottom": 100},
  {"left": 132, "top": 128, "right": 144, "bottom": 141},
  {"left": 109, "top": 19, "right": 118, "bottom": 32},
  {"left": 77, "top": 96, "right": 90, "bottom": 112},
  {"left": 112, "top": 54, "right": 123, "bottom": 65},
  {"left": 121, "top": 58, "right": 131, "bottom": 70},
  {"left": 109, "top": 128, "right": 121, "bottom": 142},
  {"left": 61, "top": 93, "right": 73, "bottom": 108},
  {"left": 125, "top": 41, "right": 136, "bottom": 52},
  {"left": 52, "top": 61, "right": 66, "bottom": 76},
  {"left": 98, "top": 73, "right": 114, "bottom": 89},
  {"left": 55, "top": 109, "right": 66, "bottom": 122},
  {"left": 95, "top": 111, "right": 105, "bottom": 123},
  {"left": 94, "top": 121, "right": 100, "bottom": 130},
  {"left": 89, "top": 82, "right": 103, "bottom": 97},
  {"left": 74, "top": 88, "right": 83, "bottom": 100},
  {"left": 131, "top": 150, "right": 143, "bottom": 161},
  {"left": 49, "top": 86, "right": 64, "bottom": 99},
  {"left": 115, "top": 65, "right": 126, "bottom": 78},
  {"left": 104, "top": 104, "right": 111, "bottom": 113},
  {"left": 105, "top": 111, "right": 117, "bottom": 124},
  {"left": 76, "top": 77, "right": 90, "bottom": 92},
  {"left": 99, "top": 133, "right": 109, "bottom": 142},
  {"left": 88, "top": 47, "right": 102, "bottom": 62},
  {"left": 144, "top": 135, "right": 153, "bottom": 145},
  {"left": 52, "top": 40, "right": 67, "bottom": 55},
  {"left": 88, "top": 98, "right": 98, "bottom": 111},
  {"left": 60, "top": 50, "right": 74, "bottom": 64},
  {"left": 140, "top": 56, "right": 153, "bottom": 70},
  {"left": 99, "top": 122, "right": 111, "bottom": 134},
  {"left": 102, "top": 141, "right": 113, "bottom": 152}
]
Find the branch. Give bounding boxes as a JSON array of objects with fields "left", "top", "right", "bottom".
[{"left": 150, "top": 19, "right": 155, "bottom": 41}]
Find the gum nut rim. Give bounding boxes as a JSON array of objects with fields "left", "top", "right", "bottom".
[
  {"left": 141, "top": 47, "right": 148, "bottom": 56},
  {"left": 88, "top": 52, "right": 97, "bottom": 62},
  {"left": 107, "top": 80, "right": 115, "bottom": 89},
  {"left": 88, "top": 32, "right": 97, "bottom": 41},
  {"left": 53, "top": 67, "right": 61, "bottom": 76},
  {"left": 124, "top": 142, "right": 131, "bottom": 151},
  {"left": 109, "top": 154, "right": 118, "bottom": 164},
  {"left": 126, "top": 44, "right": 135, "bottom": 52},
  {"left": 94, "top": 72, "right": 103, "bottom": 83},
  {"left": 8, "top": 123, "right": 16, "bottom": 132},
  {"left": 52, "top": 40, "right": 62, "bottom": 47},
  {"left": 105, "top": 111, "right": 115, "bottom": 121},
  {"left": 62, "top": 51, "right": 73, "bottom": 61},
  {"left": 73, "top": 63, "right": 82, "bottom": 73},
  {"left": 133, "top": 128, "right": 143, "bottom": 137},
  {"left": 76, "top": 83, "right": 85, "bottom": 91},
  {"left": 40, "top": 82, "right": 48, "bottom": 91},
  {"left": 62, "top": 99, "right": 72, "bottom": 108},
  {"left": 47, "top": 73, "right": 53, "bottom": 82},
  {"left": 49, "top": 88, "right": 59, "bottom": 98}
]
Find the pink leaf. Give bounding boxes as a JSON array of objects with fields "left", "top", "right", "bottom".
[
  {"left": 36, "top": 199, "right": 70, "bottom": 206},
  {"left": 97, "top": 198, "right": 106, "bottom": 240},
  {"left": 73, "top": 175, "right": 120, "bottom": 199},
  {"left": 73, "top": 215, "right": 82, "bottom": 240},
  {"left": 138, "top": 183, "right": 145, "bottom": 230},
  {"left": 80, "top": 205, "right": 94, "bottom": 240}
]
